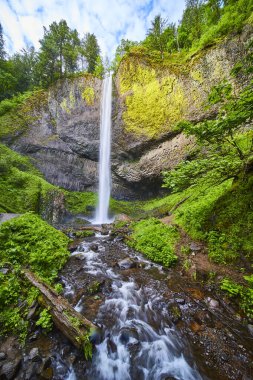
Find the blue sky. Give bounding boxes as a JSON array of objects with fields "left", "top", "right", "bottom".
[{"left": 0, "top": 0, "right": 185, "bottom": 58}]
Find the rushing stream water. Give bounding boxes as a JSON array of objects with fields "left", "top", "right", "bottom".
[{"left": 63, "top": 233, "right": 205, "bottom": 380}]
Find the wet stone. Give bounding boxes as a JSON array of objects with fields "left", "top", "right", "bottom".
[
  {"left": 0, "top": 352, "right": 6, "bottom": 361},
  {"left": 0, "top": 358, "right": 21, "bottom": 379},
  {"left": 28, "top": 347, "right": 41, "bottom": 362},
  {"left": 117, "top": 257, "right": 137, "bottom": 270},
  {"left": 89, "top": 244, "right": 99, "bottom": 252},
  {"left": 248, "top": 324, "right": 253, "bottom": 336},
  {"left": 40, "top": 367, "right": 53, "bottom": 380},
  {"left": 190, "top": 243, "right": 202, "bottom": 252},
  {"left": 175, "top": 298, "right": 185, "bottom": 305},
  {"left": 209, "top": 299, "right": 219, "bottom": 309}
]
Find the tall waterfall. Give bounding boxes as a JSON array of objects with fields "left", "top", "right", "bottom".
[{"left": 94, "top": 74, "right": 113, "bottom": 224}]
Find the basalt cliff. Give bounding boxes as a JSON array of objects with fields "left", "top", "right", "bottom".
[{"left": 1, "top": 26, "right": 252, "bottom": 199}]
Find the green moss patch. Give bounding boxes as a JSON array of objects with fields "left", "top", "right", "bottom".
[
  {"left": 0, "top": 144, "right": 56, "bottom": 213},
  {"left": 0, "top": 213, "right": 69, "bottom": 340},
  {"left": 127, "top": 218, "right": 179, "bottom": 267}
]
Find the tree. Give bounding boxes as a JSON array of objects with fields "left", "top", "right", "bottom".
[
  {"left": 11, "top": 46, "right": 38, "bottom": 93},
  {"left": 163, "top": 80, "right": 253, "bottom": 192},
  {"left": 37, "top": 20, "right": 80, "bottom": 86},
  {"left": 80, "top": 33, "right": 100, "bottom": 73},
  {"left": 145, "top": 15, "right": 168, "bottom": 58},
  {"left": 0, "top": 23, "right": 6, "bottom": 60},
  {"left": 178, "top": 0, "right": 205, "bottom": 48}
]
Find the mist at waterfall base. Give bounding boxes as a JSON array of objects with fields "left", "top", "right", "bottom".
[{"left": 93, "top": 74, "right": 114, "bottom": 225}]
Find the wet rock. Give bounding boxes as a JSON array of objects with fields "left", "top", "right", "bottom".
[
  {"left": 89, "top": 244, "right": 99, "bottom": 252},
  {"left": 175, "top": 298, "right": 185, "bottom": 305},
  {"left": 0, "top": 358, "right": 21, "bottom": 379},
  {"left": 119, "top": 328, "right": 139, "bottom": 345},
  {"left": 28, "top": 348, "right": 41, "bottom": 362},
  {"left": 187, "top": 288, "right": 204, "bottom": 300},
  {"left": 66, "top": 353, "right": 77, "bottom": 366},
  {"left": 0, "top": 353, "right": 6, "bottom": 361},
  {"left": 89, "top": 328, "right": 103, "bottom": 345},
  {"left": 40, "top": 367, "right": 53, "bottom": 380},
  {"left": 29, "top": 331, "right": 40, "bottom": 342},
  {"left": 117, "top": 258, "right": 137, "bottom": 270},
  {"left": 207, "top": 298, "right": 219, "bottom": 309},
  {"left": 107, "top": 339, "right": 117, "bottom": 354},
  {"left": 247, "top": 324, "right": 253, "bottom": 336},
  {"left": 189, "top": 320, "right": 203, "bottom": 333},
  {"left": 0, "top": 267, "right": 10, "bottom": 275},
  {"left": 27, "top": 302, "right": 39, "bottom": 320},
  {"left": 68, "top": 241, "right": 81, "bottom": 252},
  {"left": 194, "top": 310, "right": 214, "bottom": 328},
  {"left": 190, "top": 242, "right": 202, "bottom": 252}
]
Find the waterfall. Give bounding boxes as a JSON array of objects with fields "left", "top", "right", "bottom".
[{"left": 94, "top": 74, "right": 113, "bottom": 224}]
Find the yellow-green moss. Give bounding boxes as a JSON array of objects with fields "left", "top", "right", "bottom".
[
  {"left": 121, "top": 64, "right": 187, "bottom": 138},
  {"left": 69, "top": 90, "right": 76, "bottom": 109},
  {"left": 60, "top": 98, "right": 71, "bottom": 114},
  {"left": 190, "top": 70, "right": 204, "bottom": 84},
  {"left": 82, "top": 87, "right": 95, "bottom": 106}
]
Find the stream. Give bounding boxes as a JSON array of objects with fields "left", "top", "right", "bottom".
[
  {"left": 53, "top": 232, "right": 252, "bottom": 380},
  {"left": 7, "top": 231, "right": 251, "bottom": 380}
]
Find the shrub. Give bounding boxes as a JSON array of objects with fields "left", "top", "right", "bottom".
[{"left": 127, "top": 218, "right": 178, "bottom": 267}]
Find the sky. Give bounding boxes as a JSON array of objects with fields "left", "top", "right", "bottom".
[{"left": 0, "top": 0, "right": 185, "bottom": 58}]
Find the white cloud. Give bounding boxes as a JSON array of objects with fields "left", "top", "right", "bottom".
[{"left": 0, "top": 0, "right": 185, "bottom": 58}]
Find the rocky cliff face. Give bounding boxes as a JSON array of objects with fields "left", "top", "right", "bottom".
[
  {"left": 111, "top": 26, "right": 252, "bottom": 198},
  {"left": 7, "top": 75, "right": 102, "bottom": 192},
  {"left": 2, "top": 27, "right": 252, "bottom": 199}
]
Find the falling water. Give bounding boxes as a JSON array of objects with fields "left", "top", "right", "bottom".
[{"left": 94, "top": 74, "right": 113, "bottom": 224}]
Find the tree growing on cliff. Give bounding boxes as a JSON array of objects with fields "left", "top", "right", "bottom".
[
  {"left": 0, "top": 23, "right": 6, "bottom": 61},
  {"left": 37, "top": 20, "right": 80, "bottom": 86},
  {"left": 163, "top": 80, "right": 253, "bottom": 192},
  {"left": 80, "top": 33, "right": 100, "bottom": 73},
  {"left": 145, "top": 15, "right": 168, "bottom": 58}
]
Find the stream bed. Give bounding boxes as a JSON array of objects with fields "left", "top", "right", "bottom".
[{"left": 2, "top": 232, "right": 253, "bottom": 380}]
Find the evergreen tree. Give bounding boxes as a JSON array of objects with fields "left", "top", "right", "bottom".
[
  {"left": 11, "top": 46, "right": 38, "bottom": 92},
  {"left": 145, "top": 15, "right": 168, "bottom": 58},
  {"left": 0, "top": 23, "right": 6, "bottom": 60},
  {"left": 37, "top": 20, "right": 80, "bottom": 86},
  {"left": 80, "top": 33, "right": 100, "bottom": 73}
]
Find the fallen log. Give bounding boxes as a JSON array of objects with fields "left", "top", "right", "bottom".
[
  {"left": 23, "top": 269, "right": 98, "bottom": 359},
  {"left": 79, "top": 226, "right": 102, "bottom": 232}
]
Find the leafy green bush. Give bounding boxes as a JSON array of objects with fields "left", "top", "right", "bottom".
[
  {"left": 127, "top": 218, "right": 178, "bottom": 267},
  {"left": 220, "top": 276, "right": 253, "bottom": 318},
  {"left": 0, "top": 213, "right": 69, "bottom": 281},
  {"left": 0, "top": 213, "right": 69, "bottom": 340},
  {"left": 36, "top": 308, "right": 53, "bottom": 332}
]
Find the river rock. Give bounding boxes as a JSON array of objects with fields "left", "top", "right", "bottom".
[
  {"left": 0, "top": 358, "right": 21, "bottom": 379},
  {"left": 190, "top": 242, "right": 202, "bottom": 252},
  {"left": 27, "top": 302, "right": 39, "bottom": 320},
  {"left": 0, "top": 352, "right": 6, "bottom": 361},
  {"left": 208, "top": 298, "right": 219, "bottom": 309},
  {"left": 28, "top": 347, "right": 41, "bottom": 362},
  {"left": 175, "top": 298, "right": 185, "bottom": 305},
  {"left": 117, "top": 258, "right": 137, "bottom": 270},
  {"left": 89, "top": 244, "right": 99, "bottom": 252},
  {"left": 247, "top": 324, "right": 253, "bottom": 336},
  {"left": 119, "top": 328, "right": 139, "bottom": 345}
]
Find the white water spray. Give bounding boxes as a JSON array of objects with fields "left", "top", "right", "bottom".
[{"left": 94, "top": 74, "right": 113, "bottom": 224}]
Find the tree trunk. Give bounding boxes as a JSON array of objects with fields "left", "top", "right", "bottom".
[{"left": 23, "top": 269, "right": 97, "bottom": 357}]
